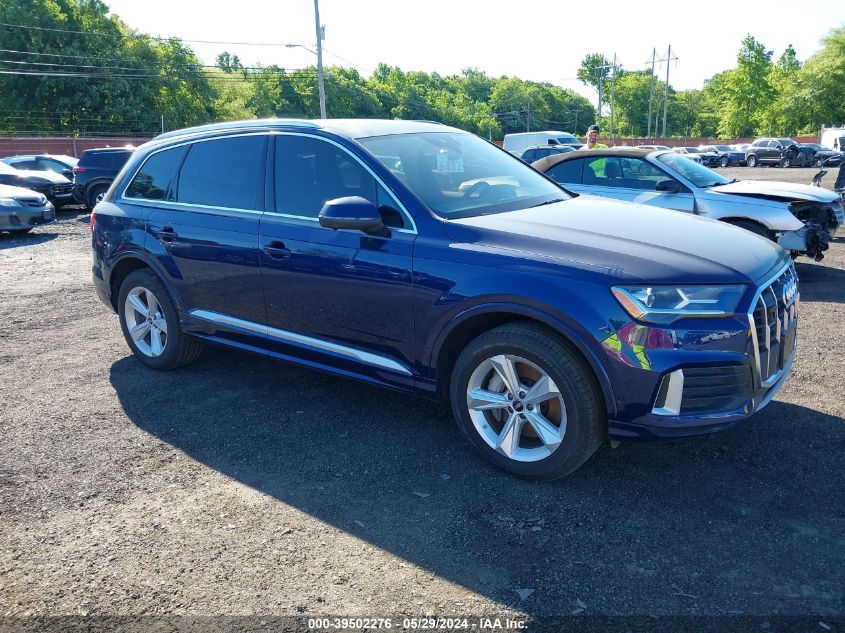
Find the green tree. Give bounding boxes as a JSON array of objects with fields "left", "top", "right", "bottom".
[
  {"left": 715, "top": 35, "right": 774, "bottom": 137},
  {"left": 797, "top": 26, "right": 845, "bottom": 131},
  {"left": 577, "top": 53, "right": 611, "bottom": 123}
]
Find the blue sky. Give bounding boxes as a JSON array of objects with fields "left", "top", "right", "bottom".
[{"left": 106, "top": 0, "right": 843, "bottom": 102}]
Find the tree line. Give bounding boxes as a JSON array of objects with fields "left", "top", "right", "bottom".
[{"left": 1, "top": 1, "right": 842, "bottom": 140}]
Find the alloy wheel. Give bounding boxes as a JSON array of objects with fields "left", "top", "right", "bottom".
[
  {"left": 123, "top": 286, "right": 168, "bottom": 357},
  {"left": 466, "top": 354, "right": 567, "bottom": 462}
]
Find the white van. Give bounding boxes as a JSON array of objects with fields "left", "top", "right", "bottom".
[
  {"left": 820, "top": 127, "right": 845, "bottom": 151},
  {"left": 503, "top": 131, "right": 583, "bottom": 155}
]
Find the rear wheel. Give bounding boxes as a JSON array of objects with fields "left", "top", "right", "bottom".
[
  {"left": 719, "top": 156, "right": 730, "bottom": 168},
  {"left": 450, "top": 323, "right": 605, "bottom": 480},
  {"left": 746, "top": 154, "right": 758, "bottom": 167},
  {"left": 87, "top": 185, "right": 108, "bottom": 210},
  {"left": 117, "top": 269, "right": 203, "bottom": 370}
]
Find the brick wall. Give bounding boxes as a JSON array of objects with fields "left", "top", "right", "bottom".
[{"left": 0, "top": 137, "right": 150, "bottom": 158}]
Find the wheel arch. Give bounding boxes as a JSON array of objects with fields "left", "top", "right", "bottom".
[
  {"left": 108, "top": 252, "right": 178, "bottom": 313},
  {"left": 431, "top": 304, "right": 617, "bottom": 418}
]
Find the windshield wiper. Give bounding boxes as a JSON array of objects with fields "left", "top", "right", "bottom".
[
  {"left": 530, "top": 198, "right": 567, "bottom": 208},
  {"left": 700, "top": 180, "right": 734, "bottom": 188}
]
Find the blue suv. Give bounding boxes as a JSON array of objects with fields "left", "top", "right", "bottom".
[{"left": 92, "top": 119, "right": 798, "bottom": 480}]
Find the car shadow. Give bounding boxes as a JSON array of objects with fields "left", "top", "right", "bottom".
[
  {"left": 110, "top": 350, "right": 845, "bottom": 616},
  {"left": 795, "top": 259, "right": 845, "bottom": 303},
  {"left": 0, "top": 231, "right": 58, "bottom": 249}
]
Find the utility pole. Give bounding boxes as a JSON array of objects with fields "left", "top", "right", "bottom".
[
  {"left": 610, "top": 53, "right": 618, "bottom": 140},
  {"left": 662, "top": 45, "right": 671, "bottom": 138},
  {"left": 160, "top": 114, "right": 164, "bottom": 134},
  {"left": 313, "top": 0, "right": 327, "bottom": 119},
  {"left": 526, "top": 99, "right": 530, "bottom": 132},
  {"left": 646, "top": 48, "right": 656, "bottom": 138},
  {"left": 573, "top": 108, "right": 580, "bottom": 133},
  {"left": 594, "top": 57, "right": 616, "bottom": 128},
  {"left": 653, "top": 45, "right": 678, "bottom": 138}
]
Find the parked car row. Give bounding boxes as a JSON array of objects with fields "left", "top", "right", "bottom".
[
  {"left": 635, "top": 138, "right": 844, "bottom": 169},
  {"left": 90, "top": 118, "right": 837, "bottom": 480},
  {"left": 0, "top": 147, "right": 132, "bottom": 234}
]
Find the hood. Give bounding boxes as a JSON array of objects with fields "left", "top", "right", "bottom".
[
  {"left": 711, "top": 180, "right": 839, "bottom": 203},
  {"left": 0, "top": 183, "right": 49, "bottom": 199},
  {"left": 12, "top": 169, "right": 70, "bottom": 184},
  {"left": 444, "top": 196, "right": 786, "bottom": 285}
]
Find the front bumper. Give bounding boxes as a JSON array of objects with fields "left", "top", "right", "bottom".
[
  {"left": 0, "top": 203, "right": 56, "bottom": 231},
  {"left": 604, "top": 262, "right": 798, "bottom": 439}
]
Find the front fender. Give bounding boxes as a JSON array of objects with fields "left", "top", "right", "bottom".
[
  {"left": 696, "top": 195, "right": 805, "bottom": 231},
  {"left": 425, "top": 300, "right": 619, "bottom": 419}
]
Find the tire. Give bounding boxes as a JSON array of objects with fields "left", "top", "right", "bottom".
[
  {"left": 719, "top": 156, "right": 729, "bottom": 168},
  {"left": 87, "top": 185, "right": 108, "bottom": 210},
  {"left": 781, "top": 157, "right": 791, "bottom": 168},
  {"left": 726, "top": 219, "right": 773, "bottom": 241},
  {"left": 449, "top": 322, "right": 605, "bottom": 481},
  {"left": 746, "top": 154, "right": 758, "bottom": 167},
  {"left": 117, "top": 269, "right": 203, "bottom": 370}
]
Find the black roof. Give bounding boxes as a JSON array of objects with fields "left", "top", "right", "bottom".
[{"left": 530, "top": 147, "right": 658, "bottom": 171}]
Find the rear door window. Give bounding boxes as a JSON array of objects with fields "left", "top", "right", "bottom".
[
  {"left": 175, "top": 136, "right": 266, "bottom": 210},
  {"left": 125, "top": 146, "right": 187, "bottom": 200}
]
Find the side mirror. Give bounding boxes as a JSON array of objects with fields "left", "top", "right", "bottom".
[
  {"left": 656, "top": 179, "right": 681, "bottom": 193},
  {"left": 318, "top": 196, "right": 389, "bottom": 236},
  {"left": 62, "top": 169, "right": 73, "bottom": 179}
]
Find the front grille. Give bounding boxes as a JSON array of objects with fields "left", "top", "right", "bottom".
[
  {"left": 750, "top": 263, "right": 799, "bottom": 386},
  {"left": 51, "top": 183, "right": 73, "bottom": 195},
  {"left": 680, "top": 365, "right": 753, "bottom": 414}
]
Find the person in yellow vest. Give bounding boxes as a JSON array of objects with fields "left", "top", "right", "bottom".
[
  {"left": 582, "top": 124, "right": 608, "bottom": 150},
  {"left": 580, "top": 124, "right": 608, "bottom": 177}
]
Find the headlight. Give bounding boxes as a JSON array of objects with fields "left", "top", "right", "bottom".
[
  {"left": 611, "top": 285, "right": 746, "bottom": 324},
  {"left": 0, "top": 198, "right": 17, "bottom": 207}
]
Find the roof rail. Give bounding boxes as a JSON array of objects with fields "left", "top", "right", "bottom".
[{"left": 154, "top": 118, "right": 321, "bottom": 141}]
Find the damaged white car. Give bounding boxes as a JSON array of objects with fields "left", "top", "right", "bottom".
[{"left": 534, "top": 147, "right": 844, "bottom": 260}]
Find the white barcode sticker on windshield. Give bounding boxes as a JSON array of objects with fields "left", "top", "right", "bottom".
[{"left": 436, "top": 154, "right": 464, "bottom": 173}]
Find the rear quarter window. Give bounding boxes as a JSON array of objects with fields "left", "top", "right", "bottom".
[{"left": 125, "top": 146, "right": 187, "bottom": 200}]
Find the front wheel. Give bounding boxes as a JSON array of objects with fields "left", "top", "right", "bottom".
[
  {"left": 450, "top": 323, "right": 605, "bottom": 480},
  {"left": 781, "top": 157, "right": 792, "bottom": 168},
  {"left": 719, "top": 156, "right": 730, "bottom": 168},
  {"left": 117, "top": 269, "right": 203, "bottom": 370}
]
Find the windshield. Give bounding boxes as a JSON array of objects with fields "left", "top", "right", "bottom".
[
  {"left": 657, "top": 152, "right": 732, "bottom": 188},
  {"left": 682, "top": 147, "right": 700, "bottom": 153},
  {"left": 715, "top": 145, "right": 732, "bottom": 151},
  {"left": 779, "top": 138, "right": 796, "bottom": 147},
  {"left": 0, "top": 161, "right": 18, "bottom": 174},
  {"left": 358, "top": 132, "right": 569, "bottom": 218},
  {"left": 556, "top": 135, "right": 579, "bottom": 144}
]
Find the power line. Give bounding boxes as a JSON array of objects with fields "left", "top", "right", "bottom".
[
  {"left": 0, "top": 21, "right": 301, "bottom": 47},
  {"left": 0, "top": 48, "right": 312, "bottom": 74}
]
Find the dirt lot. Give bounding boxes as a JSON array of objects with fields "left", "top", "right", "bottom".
[{"left": 1, "top": 167, "right": 844, "bottom": 628}]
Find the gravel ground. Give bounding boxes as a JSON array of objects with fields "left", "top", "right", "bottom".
[{"left": 1, "top": 167, "right": 844, "bottom": 627}]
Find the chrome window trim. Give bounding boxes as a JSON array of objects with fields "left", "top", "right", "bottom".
[
  {"left": 117, "top": 131, "right": 270, "bottom": 209},
  {"left": 119, "top": 130, "right": 418, "bottom": 235},
  {"left": 189, "top": 309, "right": 413, "bottom": 376},
  {"left": 267, "top": 131, "right": 418, "bottom": 235}
]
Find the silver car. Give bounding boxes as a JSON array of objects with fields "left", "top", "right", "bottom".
[
  {"left": 533, "top": 147, "right": 844, "bottom": 261},
  {"left": 0, "top": 183, "right": 55, "bottom": 234}
]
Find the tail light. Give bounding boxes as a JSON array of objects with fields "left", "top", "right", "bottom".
[
  {"left": 73, "top": 166, "right": 87, "bottom": 174},
  {"left": 89, "top": 211, "right": 96, "bottom": 233}
]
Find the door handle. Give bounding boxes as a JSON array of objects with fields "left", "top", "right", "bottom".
[
  {"left": 263, "top": 241, "right": 292, "bottom": 259},
  {"left": 156, "top": 227, "right": 177, "bottom": 243}
]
